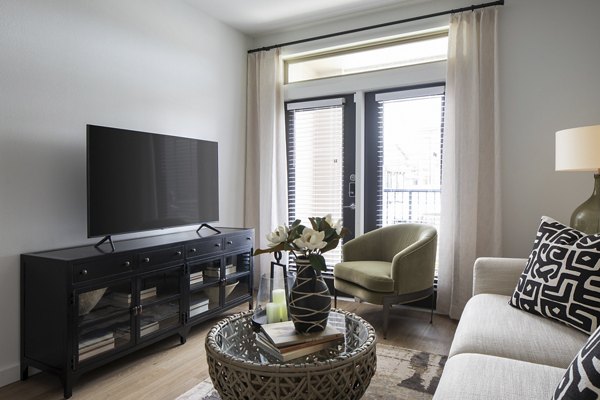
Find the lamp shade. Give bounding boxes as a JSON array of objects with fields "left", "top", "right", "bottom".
[{"left": 556, "top": 125, "right": 600, "bottom": 171}]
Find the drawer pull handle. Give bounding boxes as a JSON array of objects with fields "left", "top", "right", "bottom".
[
  {"left": 143, "top": 257, "right": 150, "bottom": 263},
  {"left": 227, "top": 241, "right": 233, "bottom": 245},
  {"left": 80, "top": 269, "right": 88, "bottom": 276},
  {"left": 190, "top": 248, "right": 197, "bottom": 253},
  {"left": 246, "top": 237, "right": 251, "bottom": 241},
  {"left": 214, "top": 243, "right": 221, "bottom": 247},
  {"left": 175, "top": 251, "right": 182, "bottom": 256},
  {"left": 123, "top": 261, "right": 131, "bottom": 267}
]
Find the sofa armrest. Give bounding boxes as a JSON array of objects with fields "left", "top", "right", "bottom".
[{"left": 472, "top": 257, "right": 527, "bottom": 296}]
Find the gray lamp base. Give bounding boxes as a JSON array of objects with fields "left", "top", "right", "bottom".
[{"left": 570, "top": 174, "right": 600, "bottom": 234}]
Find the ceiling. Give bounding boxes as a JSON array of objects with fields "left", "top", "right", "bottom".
[{"left": 186, "top": 0, "right": 426, "bottom": 36}]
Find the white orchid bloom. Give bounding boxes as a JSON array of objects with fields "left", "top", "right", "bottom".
[
  {"left": 324, "top": 214, "right": 343, "bottom": 235},
  {"left": 293, "top": 228, "right": 327, "bottom": 251},
  {"left": 266, "top": 225, "right": 289, "bottom": 247}
]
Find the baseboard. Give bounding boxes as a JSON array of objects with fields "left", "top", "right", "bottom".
[
  {"left": 0, "top": 363, "right": 40, "bottom": 389},
  {"left": 0, "top": 363, "right": 20, "bottom": 388}
]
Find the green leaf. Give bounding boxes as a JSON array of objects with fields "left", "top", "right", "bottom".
[
  {"left": 253, "top": 242, "right": 285, "bottom": 256},
  {"left": 320, "top": 238, "right": 340, "bottom": 254},
  {"left": 290, "top": 219, "right": 302, "bottom": 229},
  {"left": 308, "top": 253, "right": 327, "bottom": 271},
  {"left": 322, "top": 227, "right": 337, "bottom": 241}
]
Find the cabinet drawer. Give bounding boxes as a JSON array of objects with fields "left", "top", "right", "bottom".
[
  {"left": 224, "top": 233, "right": 253, "bottom": 251},
  {"left": 73, "top": 255, "right": 135, "bottom": 282},
  {"left": 185, "top": 238, "right": 223, "bottom": 258},
  {"left": 139, "top": 246, "right": 184, "bottom": 269}
]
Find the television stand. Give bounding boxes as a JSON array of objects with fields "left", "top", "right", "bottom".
[
  {"left": 21, "top": 228, "right": 254, "bottom": 398},
  {"left": 94, "top": 235, "right": 115, "bottom": 252},
  {"left": 196, "top": 223, "right": 221, "bottom": 235}
]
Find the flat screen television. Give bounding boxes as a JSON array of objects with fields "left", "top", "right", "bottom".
[{"left": 87, "top": 125, "right": 219, "bottom": 241}]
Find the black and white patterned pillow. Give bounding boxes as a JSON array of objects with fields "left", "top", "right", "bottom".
[
  {"left": 510, "top": 216, "right": 600, "bottom": 335},
  {"left": 553, "top": 325, "right": 600, "bottom": 399}
]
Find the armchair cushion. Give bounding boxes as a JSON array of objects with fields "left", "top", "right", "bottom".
[{"left": 334, "top": 261, "right": 394, "bottom": 293}]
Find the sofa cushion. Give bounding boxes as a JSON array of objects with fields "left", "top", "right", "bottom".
[
  {"left": 450, "top": 293, "right": 588, "bottom": 368},
  {"left": 333, "top": 261, "right": 394, "bottom": 293},
  {"left": 553, "top": 325, "right": 600, "bottom": 399},
  {"left": 510, "top": 216, "right": 600, "bottom": 335},
  {"left": 433, "top": 353, "right": 565, "bottom": 400}
]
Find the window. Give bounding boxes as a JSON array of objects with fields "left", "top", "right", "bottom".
[
  {"left": 285, "top": 29, "right": 448, "bottom": 83},
  {"left": 285, "top": 96, "right": 356, "bottom": 271},
  {"left": 364, "top": 85, "right": 445, "bottom": 234}
]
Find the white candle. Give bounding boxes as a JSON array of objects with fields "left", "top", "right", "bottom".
[
  {"left": 272, "top": 289, "right": 286, "bottom": 304},
  {"left": 266, "top": 302, "right": 281, "bottom": 323},
  {"left": 279, "top": 303, "right": 288, "bottom": 321}
]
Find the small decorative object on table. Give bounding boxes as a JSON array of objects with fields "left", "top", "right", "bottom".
[
  {"left": 254, "top": 215, "right": 347, "bottom": 333},
  {"left": 78, "top": 287, "right": 107, "bottom": 316},
  {"left": 254, "top": 270, "right": 291, "bottom": 325}
]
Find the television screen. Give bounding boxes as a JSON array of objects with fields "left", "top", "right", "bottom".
[{"left": 87, "top": 125, "right": 219, "bottom": 238}]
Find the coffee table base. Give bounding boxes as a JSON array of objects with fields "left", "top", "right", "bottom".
[{"left": 205, "top": 310, "right": 377, "bottom": 400}]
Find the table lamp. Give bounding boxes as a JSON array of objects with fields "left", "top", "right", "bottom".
[{"left": 556, "top": 124, "right": 600, "bottom": 233}]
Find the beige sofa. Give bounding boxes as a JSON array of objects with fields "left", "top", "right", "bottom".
[{"left": 433, "top": 257, "right": 588, "bottom": 399}]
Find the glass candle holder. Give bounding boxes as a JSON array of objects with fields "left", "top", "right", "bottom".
[{"left": 253, "top": 272, "right": 295, "bottom": 325}]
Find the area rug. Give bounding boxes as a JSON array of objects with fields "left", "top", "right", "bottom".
[{"left": 176, "top": 344, "right": 447, "bottom": 400}]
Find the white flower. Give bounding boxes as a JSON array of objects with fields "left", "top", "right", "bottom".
[
  {"left": 266, "top": 225, "right": 288, "bottom": 247},
  {"left": 324, "top": 214, "right": 343, "bottom": 235},
  {"left": 293, "top": 228, "right": 327, "bottom": 251}
]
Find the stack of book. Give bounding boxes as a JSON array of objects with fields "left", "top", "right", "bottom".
[
  {"left": 190, "top": 271, "right": 203, "bottom": 286},
  {"left": 255, "top": 320, "right": 344, "bottom": 362},
  {"left": 107, "top": 287, "right": 157, "bottom": 307},
  {"left": 190, "top": 297, "right": 209, "bottom": 317},
  {"left": 140, "top": 318, "right": 160, "bottom": 336},
  {"left": 203, "top": 264, "right": 236, "bottom": 279},
  {"left": 116, "top": 316, "right": 159, "bottom": 338},
  {"left": 79, "top": 331, "right": 115, "bottom": 361}
]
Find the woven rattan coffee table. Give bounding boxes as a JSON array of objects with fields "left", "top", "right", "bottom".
[{"left": 205, "top": 309, "right": 377, "bottom": 400}]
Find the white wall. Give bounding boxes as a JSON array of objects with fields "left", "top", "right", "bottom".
[
  {"left": 0, "top": 0, "right": 248, "bottom": 386},
  {"left": 253, "top": 0, "right": 600, "bottom": 258},
  {"left": 499, "top": 0, "right": 600, "bottom": 256}
]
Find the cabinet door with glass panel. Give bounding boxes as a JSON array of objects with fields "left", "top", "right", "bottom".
[
  {"left": 137, "top": 266, "right": 184, "bottom": 340},
  {"left": 223, "top": 251, "right": 252, "bottom": 306},
  {"left": 75, "top": 279, "right": 134, "bottom": 365},
  {"left": 188, "top": 258, "right": 222, "bottom": 320}
]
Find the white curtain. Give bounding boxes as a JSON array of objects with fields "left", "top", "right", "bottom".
[
  {"left": 437, "top": 7, "right": 502, "bottom": 319},
  {"left": 245, "top": 49, "right": 288, "bottom": 283}
]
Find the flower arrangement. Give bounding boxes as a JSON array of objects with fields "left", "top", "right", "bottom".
[{"left": 254, "top": 214, "right": 348, "bottom": 271}]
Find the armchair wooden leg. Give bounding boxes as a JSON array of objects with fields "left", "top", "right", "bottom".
[
  {"left": 430, "top": 293, "right": 434, "bottom": 324},
  {"left": 334, "top": 288, "right": 337, "bottom": 308},
  {"left": 383, "top": 298, "right": 391, "bottom": 340}
]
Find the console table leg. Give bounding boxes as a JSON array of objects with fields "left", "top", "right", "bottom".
[
  {"left": 20, "top": 364, "right": 28, "bottom": 381},
  {"left": 60, "top": 373, "right": 73, "bottom": 399}
]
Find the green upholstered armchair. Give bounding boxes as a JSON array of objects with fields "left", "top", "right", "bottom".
[{"left": 333, "top": 224, "right": 438, "bottom": 339}]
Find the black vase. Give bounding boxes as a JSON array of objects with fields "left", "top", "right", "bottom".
[{"left": 289, "top": 257, "right": 331, "bottom": 333}]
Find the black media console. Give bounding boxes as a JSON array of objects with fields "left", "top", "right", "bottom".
[{"left": 21, "top": 228, "right": 254, "bottom": 398}]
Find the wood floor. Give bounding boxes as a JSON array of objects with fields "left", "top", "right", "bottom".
[{"left": 1, "top": 300, "right": 457, "bottom": 400}]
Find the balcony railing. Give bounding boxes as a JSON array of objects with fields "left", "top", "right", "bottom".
[{"left": 382, "top": 188, "right": 441, "bottom": 229}]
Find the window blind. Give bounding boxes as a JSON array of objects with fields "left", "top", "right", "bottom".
[{"left": 286, "top": 100, "right": 345, "bottom": 270}]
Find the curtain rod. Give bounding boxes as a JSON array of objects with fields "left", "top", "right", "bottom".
[{"left": 248, "top": 0, "right": 503, "bottom": 54}]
